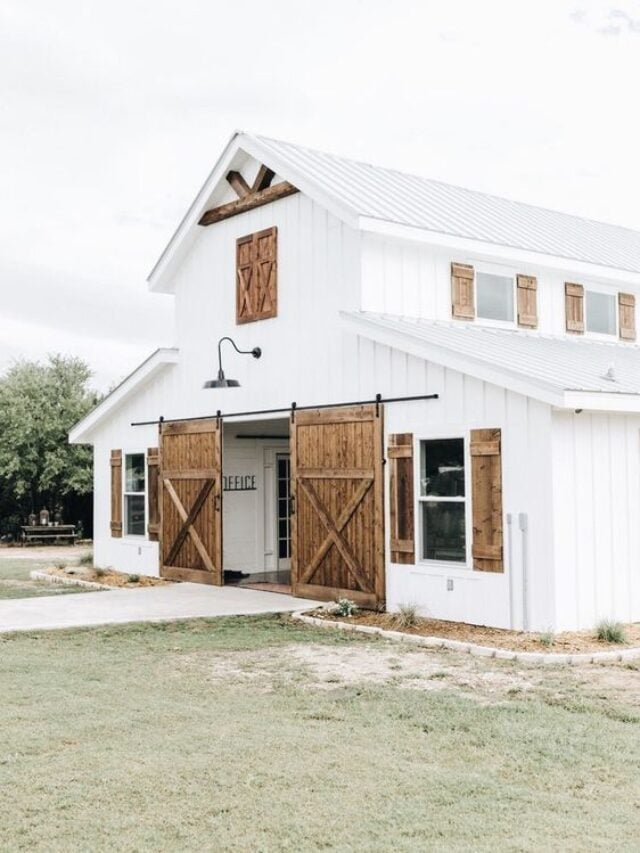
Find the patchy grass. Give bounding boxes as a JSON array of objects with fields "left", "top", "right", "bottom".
[
  {"left": 2, "top": 616, "right": 640, "bottom": 850},
  {"left": 596, "top": 619, "right": 627, "bottom": 644},
  {"left": 0, "top": 556, "right": 87, "bottom": 599}
]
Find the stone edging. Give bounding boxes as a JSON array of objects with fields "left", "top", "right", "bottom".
[
  {"left": 291, "top": 611, "right": 640, "bottom": 665},
  {"left": 30, "top": 570, "right": 112, "bottom": 592}
]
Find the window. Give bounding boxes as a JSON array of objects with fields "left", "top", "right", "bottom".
[
  {"left": 476, "top": 272, "right": 514, "bottom": 323},
  {"left": 419, "top": 439, "right": 466, "bottom": 563},
  {"left": 586, "top": 289, "right": 616, "bottom": 336},
  {"left": 124, "top": 453, "right": 145, "bottom": 536}
]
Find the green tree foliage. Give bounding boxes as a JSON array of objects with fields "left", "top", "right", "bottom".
[{"left": 0, "top": 355, "right": 99, "bottom": 528}]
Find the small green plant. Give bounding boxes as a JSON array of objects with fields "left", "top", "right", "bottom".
[
  {"left": 127, "top": 574, "right": 140, "bottom": 584},
  {"left": 54, "top": 560, "right": 67, "bottom": 570},
  {"left": 79, "top": 551, "right": 93, "bottom": 565},
  {"left": 539, "top": 630, "right": 555, "bottom": 648},
  {"left": 94, "top": 567, "right": 106, "bottom": 579},
  {"left": 595, "top": 619, "right": 627, "bottom": 644},
  {"left": 331, "top": 598, "right": 358, "bottom": 617},
  {"left": 394, "top": 602, "right": 420, "bottom": 629}
]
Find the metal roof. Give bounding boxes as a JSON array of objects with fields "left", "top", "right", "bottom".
[
  {"left": 344, "top": 311, "right": 640, "bottom": 401},
  {"left": 248, "top": 133, "right": 640, "bottom": 274}
]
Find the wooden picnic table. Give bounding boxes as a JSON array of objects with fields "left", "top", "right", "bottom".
[{"left": 20, "top": 524, "right": 77, "bottom": 545}]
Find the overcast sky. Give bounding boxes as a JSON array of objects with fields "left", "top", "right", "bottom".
[{"left": 1, "top": 0, "right": 639, "bottom": 391}]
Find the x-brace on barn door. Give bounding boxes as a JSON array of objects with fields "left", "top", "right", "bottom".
[
  {"left": 290, "top": 404, "right": 385, "bottom": 608},
  {"left": 159, "top": 418, "right": 223, "bottom": 585}
]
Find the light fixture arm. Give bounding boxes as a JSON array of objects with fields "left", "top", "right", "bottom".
[{"left": 216, "top": 336, "right": 262, "bottom": 381}]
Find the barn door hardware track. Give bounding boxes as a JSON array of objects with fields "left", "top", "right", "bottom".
[{"left": 131, "top": 393, "right": 438, "bottom": 427}]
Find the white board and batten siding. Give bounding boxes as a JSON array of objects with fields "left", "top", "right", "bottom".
[{"left": 551, "top": 411, "right": 640, "bottom": 630}]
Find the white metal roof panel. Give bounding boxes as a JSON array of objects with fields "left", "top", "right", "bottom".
[
  {"left": 248, "top": 133, "right": 640, "bottom": 274},
  {"left": 345, "top": 311, "right": 640, "bottom": 397}
]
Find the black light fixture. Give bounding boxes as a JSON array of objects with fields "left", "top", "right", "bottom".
[{"left": 203, "top": 336, "right": 262, "bottom": 388}]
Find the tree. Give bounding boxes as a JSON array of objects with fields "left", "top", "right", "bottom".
[{"left": 0, "top": 355, "right": 100, "bottom": 531}]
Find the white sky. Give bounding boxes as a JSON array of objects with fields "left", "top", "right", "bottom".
[{"left": 1, "top": 0, "right": 639, "bottom": 391}]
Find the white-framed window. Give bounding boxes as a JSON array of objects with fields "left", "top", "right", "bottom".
[
  {"left": 585, "top": 287, "right": 617, "bottom": 337},
  {"left": 419, "top": 438, "right": 467, "bottom": 563},
  {"left": 124, "top": 452, "right": 146, "bottom": 537},
  {"left": 476, "top": 270, "right": 516, "bottom": 324}
]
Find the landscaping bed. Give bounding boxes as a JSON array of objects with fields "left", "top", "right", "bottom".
[
  {"left": 43, "top": 566, "right": 171, "bottom": 589},
  {"left": 308, "top": 609, "right": 640, "bottom": 654}
]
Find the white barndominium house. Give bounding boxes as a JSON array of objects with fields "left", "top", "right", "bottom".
[{"left": 70, "top": 132, "right": 640, "bottom": 632}]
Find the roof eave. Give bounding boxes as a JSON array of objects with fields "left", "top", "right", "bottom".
[{"left": 358, "top": 216, "right": 640, "bottom": 286}]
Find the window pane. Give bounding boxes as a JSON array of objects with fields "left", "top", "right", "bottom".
[
  {"left": 420, "top": 439, "right": 465, "bottom": 497},
  {"left": 422, "top": 502, "right": 466, "bottom": 562},
  {"left": 586, "top": 291, "right": 616, "bottom": 335},
  {"left": 126, "top": 494, "right": 145, "bottom": 536},
  {"left": 476, "top": 272, "right": 514, "bottom": 322},
  {"left": 125, "top": 453, "right": 145, "bottom": 493}
]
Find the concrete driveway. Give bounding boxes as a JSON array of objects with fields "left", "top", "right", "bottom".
[{"left": 0, "top": 583, "right": 318, "bottom": 633}]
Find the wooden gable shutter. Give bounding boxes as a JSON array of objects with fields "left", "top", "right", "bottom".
[
  {"left": 388, "top": 434, "right": 415, "bottom": 564},
  {"left": 516, "top": 274, "right": 538, "bottom": 328},
  {"left": 110, "top": 449, "right": 123, "bottom": 538},
  {"left": 470, "top": 429, "right": 503, "bottom": 572},
  {"left": 147, "top": 447, "right": 160, "bottom": 541},
  {"left": 565, "top": 282, "right": 584, "bottom": 334},
  {"left": 451, "top": 263, "right": 475, "bottom": 320},
  {"left": 236, "top": 226, "right": 277, "bottom": 324},
  {"left": 619, "top": 293, "right": 636, "bottom": 341}
]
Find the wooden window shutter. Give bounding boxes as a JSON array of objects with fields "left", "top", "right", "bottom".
[
  {"left": 236, "top": 226, "right": 278, "bottom": 324},
  {"left": 470, "top": 429, "right": 503, "bottom": 573},
  {"left": 451, "top": 263, "right": 475, "bottom": 320},
  {"left": 110, "top": 450, "right": 123, "bottom": 538},
  {"left": 388, "top": 434, "right": 415, "bottom": 564},
  {"left": 516, "top": 274, "right": 538, "bottom": 328},
  {"left": 565, "top": 282, "right": 584, "bottom": 334},
  {"left": 147, "top": 447, "right": 160, "bottom": 541},
  {"left": 619, "top": 293, "right": 636, "bottom": 341}
]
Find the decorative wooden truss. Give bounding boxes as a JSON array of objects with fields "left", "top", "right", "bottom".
[{"left": 199, "top": 163, "right": 298, "bottom": 226}]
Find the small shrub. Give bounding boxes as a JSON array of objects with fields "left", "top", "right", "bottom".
[
  {"left": 595, "top": 619, "right": 627, "bottom": 644},
  {"left": 394, "top": 602, "right": 420, "bottom": 629},
  {"left": 539, "top": 631, "right": 555, "bottom": 648},
  {"left": 54, "top": 560, "right": 66, "bottom": 570},
  {"left": 79, "top": 551, "right": 93, "bottom": 565},
  {"left": 127, "top": 574, "right": 141, "bottom": 584},
  {"left": 330, "top": 598, "right": 358, "bottom": 617},
  {"left": 94, "top": 567, "right": 106, "bottom": 579}
]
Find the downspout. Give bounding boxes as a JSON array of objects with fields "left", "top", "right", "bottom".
[
  {"left": 507, "top": 513, "right": 514, "bottom": 630},
  {"left": 519, "top": 512, "right": 529, "bottom": 631}
]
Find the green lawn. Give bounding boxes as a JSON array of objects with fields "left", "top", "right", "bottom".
[
  {"left": 0, "top": 555, "right": 87, "bottom": 599},
  {"left": 2, "top": 616, "right": 640, "bottom": 851}
]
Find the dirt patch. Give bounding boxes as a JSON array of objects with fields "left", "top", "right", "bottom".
[
  {"left": 45, "top": 566, "right": 171, "bottom": 588},
  {"left": 309, "top": 611, "right": 640, "bottom": 653}
]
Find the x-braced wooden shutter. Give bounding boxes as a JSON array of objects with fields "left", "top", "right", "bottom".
[
  {"left": 388, "top": 434, "right": 415, "bottom": 564},
  {"left": 147, "top": 447, "right": 159, "bottom": 541},
  {"left": 470, "top": 429, "right": 503, "bottom": 572},
  {"left": 565, "top": 282, "right": 584, "bottom": 334},
  {"left": 451, "top": 262, "right": 475, "bottom": 320},
  {"left": 517, "top": 274, "right": 538, "bottom": 328},
  {"left": 110, "top": 449, "right": 122, "bottom": 538},
  {"left": 619, "top": 293, "right": 636, "bottom": 341},
  {"left": 236, "top": 226, "right": 278, "bottom": 324}
]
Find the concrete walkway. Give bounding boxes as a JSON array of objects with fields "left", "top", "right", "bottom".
[{"left": 0, "top": 583, "right": 318, "bottom": 633}]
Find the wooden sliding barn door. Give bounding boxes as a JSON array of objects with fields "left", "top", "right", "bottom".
[
  {"left": 291, "top": 405, "right": 385, "bottom": 608},
  {"left": 159, "top": 419, "right": 223, "bottom": 585}
]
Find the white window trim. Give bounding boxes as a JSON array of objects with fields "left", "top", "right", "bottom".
[
  {"left": 583, "top": 282, "right": 619, "bottom": 340},
  {"left": 414, "top": 433, "right": 472, "bottom": 570},
  {"left": 473, "top": 263, "right": 518, "bottom": 329},
  {"left": 122, "top": 449, "right": 147, "bottom": 540}
]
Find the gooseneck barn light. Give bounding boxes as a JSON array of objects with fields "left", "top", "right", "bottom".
[{"left": 203, "top": 336, "right": 262, "bottom": 388}]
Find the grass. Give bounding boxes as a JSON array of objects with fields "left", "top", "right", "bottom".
[
  {"left": 2, "top": 615, "right": 640, "bottom": 851},
  {"left": 0, "top": 555, "right": 87, "bottom": 599},
  {"left": 394, "top": 601, "right": 420, "bottom": 629},
  {"left": 596, "top": 619, "right": 627, "bottom": 644}
]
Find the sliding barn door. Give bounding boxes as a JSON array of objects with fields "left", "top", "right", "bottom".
[
  {"left": 291, "top": 405, "right": 385, "bottom": 608},
  {"left": 159, "top": 419, "right": 223, "bottom": 585}
]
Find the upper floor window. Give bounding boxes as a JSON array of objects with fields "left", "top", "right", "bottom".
[
  {"left": 585, "top": 289, "right": 616, "bottom": 336},
  {"left": 476, "top": 272, "right": 515, "bottom": 323},
  {"left": 236, "top": 227, "right": 278, "bottom": 324},
  {"left": 566, "top": 282, "right": 635, "bottom": 340}
]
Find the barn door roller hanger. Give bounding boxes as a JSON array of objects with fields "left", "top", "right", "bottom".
[{"left": 132, "top": 392, "right": 439, "bottom": 427}]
